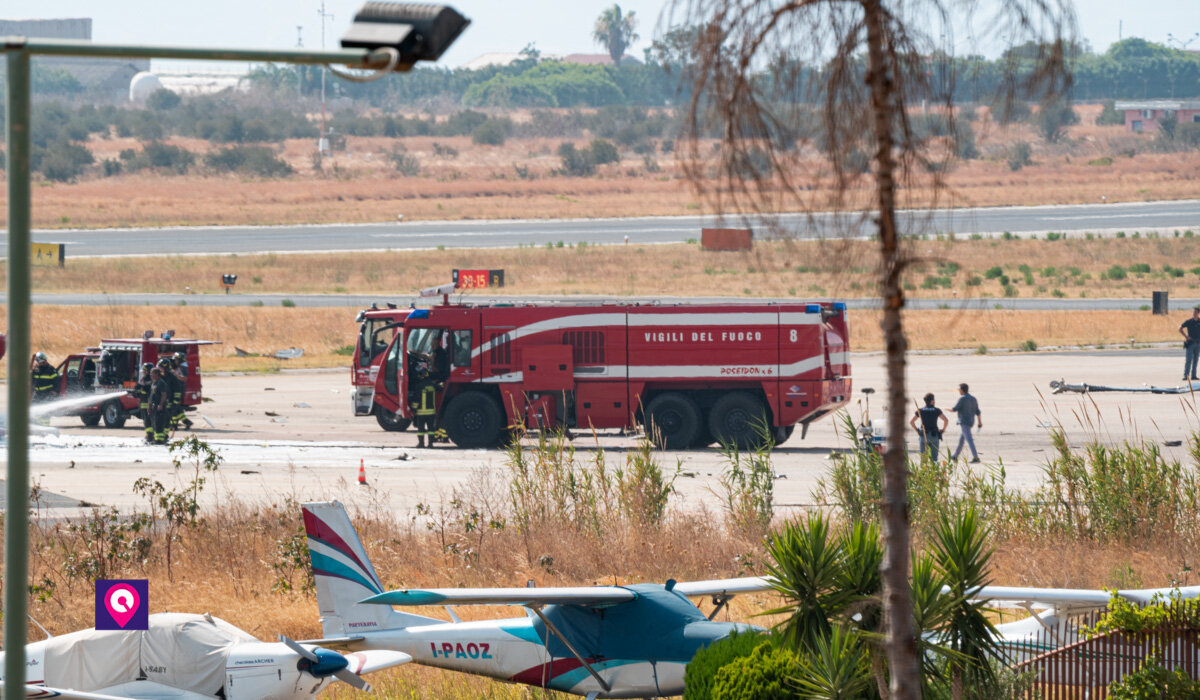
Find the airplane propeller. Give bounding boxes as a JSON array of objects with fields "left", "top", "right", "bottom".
[{"left": 280, "top": 635, "right": 372, "bottom": 692}]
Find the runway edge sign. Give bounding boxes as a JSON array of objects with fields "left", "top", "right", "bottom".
[{"left": 32, "top": 242, "right": 64, "bottom": 267}]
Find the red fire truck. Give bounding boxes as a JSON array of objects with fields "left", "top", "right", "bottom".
[
  {"left": 52, "top": 332, "right": 218, "bottom": 428},
  {"left": 371, "top": 300, "right": 850, "bottom": 449},
  {"left": 353, "top": 305, "right": 412, "bottom": 431}
]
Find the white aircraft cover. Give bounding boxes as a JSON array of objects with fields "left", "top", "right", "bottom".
[{"left": 43, "top": 613, "right": 256, "bottom": 695}]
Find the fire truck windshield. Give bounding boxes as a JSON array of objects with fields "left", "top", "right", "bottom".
[
  {"left": 406, "top": 328, "right": 444, "bottom": 357},
  {"left": 358, "top": 319, "right": 394, "bottom": 363}
]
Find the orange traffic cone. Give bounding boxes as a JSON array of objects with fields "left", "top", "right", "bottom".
[{"left": 357, "top": 459, "right": 368, "bottom": 486}]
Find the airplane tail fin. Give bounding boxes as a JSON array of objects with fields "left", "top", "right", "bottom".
[{"left": 302, "top": 501, "right": 436, "bottom": 636}]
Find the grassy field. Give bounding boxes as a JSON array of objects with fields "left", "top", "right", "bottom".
[
  {"left": 4, "top": 105, "right": 1199, "bottom": 229},
  {"left": 18, "top": 469, "right": 1197, "bottom": 698}
]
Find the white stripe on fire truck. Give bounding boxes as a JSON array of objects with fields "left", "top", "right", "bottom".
[
  {"left": 472, "top": 312, "right": 825, "bottom": 359},
  {"left": 471, "top": 356, "right": 827, "bottom": 382},
  {"left": 472, "top": 313, "right": 627, "bottom": 359},
  {"left": 828, "top": 351, "right": 848, "bottom": 365}
]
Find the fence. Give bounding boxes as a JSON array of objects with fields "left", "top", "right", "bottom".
[{"left": 1006, "top": 607, "right": 1199, "bottom": 698}]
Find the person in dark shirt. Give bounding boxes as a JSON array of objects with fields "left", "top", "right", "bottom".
[
  {"left": 909, "top": 392, "right": 949, "bottom": 462},
  {"left": 950, "top": 383, "right": 983, "bottom": 463},
  {"left": 1179, "top": 307, "right": 1200, "bottom": 381}
]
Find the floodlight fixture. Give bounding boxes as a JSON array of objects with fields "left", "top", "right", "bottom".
[{"left": 341, "top": 2, "right": 470, "bottom": 70}]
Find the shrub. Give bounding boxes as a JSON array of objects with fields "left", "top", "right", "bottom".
[
  {"left": 280, "top": 299, "right": 296, "bottom": 308},
  {"left": 989, "top": 97, "right": 1031, "bottom": 125},
  {"left": 1104, "top": 265, "right": 1128, "bottom": 281},
  {"left": 587, "top": 138, "right": 620, "bottom": 165},
  {"left": 38, "top": 140, "right": 94, "bottom": 182},
  {"left": 145, "top": 88, "right": 181, "bottom": 111},
  {"left": 1096, "top": 100, "right": 1124, "bottom": 126},
  {"left": 1107, "top": 658, "right": 1200, "bottom": 699},
  {"left": 204, "top": 145, "right": 292, "bottom": 177},
  {"left": 1037, "top": 97, "right": 1079, "bottom": 143},
  {"left": 683, "top": 631, "right": 770, "bottom": 700},
  {"left": 1019, "top": 339, "right": 1038, "bottom": 352},
  {"left": 1007, "top": 141, "right": 1032, "bottom": 171},
  {"left": 710, "top": 642, "right": 798, "bottom": 700},
  {"left": 984, "top": 266, "right": 1003, "bottom": 279},
  {"left": 387, "top": 146, "right": 420, "bottom": 176},
  {"left": 556, "top": 142, "right": 593, "bottom": 176},
  {"left": 123, "top": 141, "right": 194, "bottom": 175},
  {"left": 471, "top": 119, "right": 509, "bottom": 146}
]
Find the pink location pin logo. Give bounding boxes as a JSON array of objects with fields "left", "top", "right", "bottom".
[{"left": 104, "top": 584, "right": 141, "bottom": 628}]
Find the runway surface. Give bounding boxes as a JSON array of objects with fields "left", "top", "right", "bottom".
[{"left": 5, "top": 199, "right": 1199, "bottom": 257}]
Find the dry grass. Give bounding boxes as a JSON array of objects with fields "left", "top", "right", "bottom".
[
  {"left": 4, "top": 305, "right": 1182, "bottom": 378},
  {"left": 13, "top": 491, "right": 1194, "bottom": 699},
  {"left": 2, "top": 108, "right": 1197, "bottom": 228},
  {"left": 10, "top": 237, "right": 1200, "bottom": 300},
  {"left": 12, "top": 305, "right": 352, "bottom": 374}
]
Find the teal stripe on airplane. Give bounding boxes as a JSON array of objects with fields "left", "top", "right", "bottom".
[
  {"left": 362, "top": 590, "right": 448, "bottom": 606},
  {"left": 498, "top": 620, "right": 543, "bottom": 644},
  {"left": 310, "top": 550, "right": 382, "bottom": 594}
]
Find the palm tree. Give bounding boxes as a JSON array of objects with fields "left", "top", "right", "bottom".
[{"left": 592, "top": 4, "right": 639, "bottom": 65}]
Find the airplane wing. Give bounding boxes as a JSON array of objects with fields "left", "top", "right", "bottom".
[
  {"left": 960, "top": 585, "right": 1200, "bottom": 613},
  {"left": 672, "top": 576, "right": 776, "bottom": 597},
  {"left": 4, "top": 684, "right": 199, "bottom": 700},
  {"left": 343, "top": 649, "right": 413, "bottom": 675},
  {"left": 362, "top": 586, "right": 637, "bottom": 607}
]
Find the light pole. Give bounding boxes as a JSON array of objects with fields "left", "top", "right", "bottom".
[
  {"left": 2, "top": 6, "right": 468, "bottom": 698},
  {"left": 1167, "top": 32, "right": 1199, "bottom": 50},
  {"left": 318, "top": 1, "right": 335, "bottom": 155}
]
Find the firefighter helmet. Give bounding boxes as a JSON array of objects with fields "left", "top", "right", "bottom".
[
  {"left": 158, "top": 357, "right": 172, "bottom": 368},
  {"left": 173, "top": 352, "right": 185, "bottom": 361},
  {"left": 142, "top": 362, "right": 154, "bottom": 372},
  {"left": 34, "top": 351, "right": 47, "bottom": 362}
]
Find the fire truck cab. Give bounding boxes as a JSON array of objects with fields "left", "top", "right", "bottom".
[
  {"left": 353, "top": 306, "right": 411, "bottom": 431},
  {"left": 372, "top": 301, "right": 850, "bottom": 449},
  {"left": 53, "top": 333, "right": 219, "bottom": 428}
]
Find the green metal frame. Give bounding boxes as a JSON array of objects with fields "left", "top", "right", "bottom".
[{"left": 2, "top": 37, "right": 384, "bottom": 700}]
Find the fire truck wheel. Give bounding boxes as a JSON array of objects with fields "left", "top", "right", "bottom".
[
  {"left": 645, "top": 393, "right": 702, "bottom": 450},
  {"left": 708, "top": 392, "right": 770, "bottom": 450},
  {"left": 444, "top": 392, "right": 504, "bottom": 448},
  {"left": 80, "top": 413, "right": 101, "bottom": 427},
  {"left": 775, "top": 425, "right": 795, "bottom": 445},
  {"left": 102, "top": 400, "right": 127, "bottom": 429},
  {"left": 375, "top": 408, "right": 412, "bottom": 432}
]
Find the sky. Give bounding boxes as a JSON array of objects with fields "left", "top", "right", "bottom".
[{"left": 2, "top": 0, "right": 1199, "bottom": 71}]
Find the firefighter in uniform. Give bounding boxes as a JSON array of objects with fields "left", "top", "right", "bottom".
[
  {"left": 168, "top": 352, "right": 192, "bottom": 429},
  {"left": 135, "top": 362, "right": 154, "bottom": 443},
  {"left": 31, "top": 352, "right": 59, "bottom": 403},
  {"left": 148, "top": 366, "right": 171, "bottom": 445},
  {"left": 158, "top": 357, "right": 180, "bottom": 430},
  {"left": 410, "top": 355, "right": 437, "bottom": 447}
]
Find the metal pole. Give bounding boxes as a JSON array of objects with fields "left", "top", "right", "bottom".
[{"left": 4, "top": 43, "right": 32, "bottom": 700}]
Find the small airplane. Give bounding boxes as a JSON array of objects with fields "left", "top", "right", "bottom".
[
  {"left": 0, "top": 611, "right": 410, "bottom": 699},
  {"left": 302, "top": 501, "right": 762, "bottom": 699},
  {"left": 303, "top": 501, "right": 1200, "bottom": 698}
]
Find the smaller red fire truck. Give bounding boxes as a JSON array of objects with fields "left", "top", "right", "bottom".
[
  {"left": 353, "top": 305, "right": 411, "bottom": 431},
  {"left": 371, "top": 298, "right": 850, "bottom": 449},
  {"left": 51, "top": 331, "right": 219, "bottom": 428}
]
